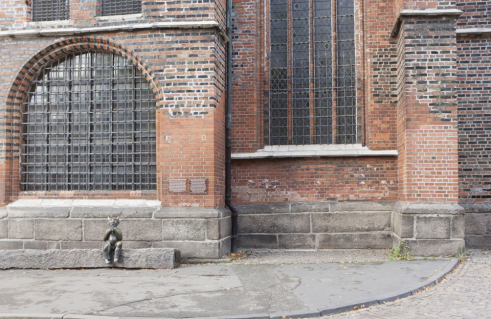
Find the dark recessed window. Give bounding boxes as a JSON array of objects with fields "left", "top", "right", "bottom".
[
  {"left": 32, "top": 0, "right": 70, "bottom": 22},
  {"left": 267, "top": 0, "right": 358, "bottom": 145},
  {"left": 101, "top": 0, "right": 142, "bottom": 16},
  {"left": 21, "top": 51, "right": 157, "bottom": 191}
]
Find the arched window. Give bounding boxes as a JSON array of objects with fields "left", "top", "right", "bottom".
[{"left": 21, "top": 51, "right": 157, "bottom": 191}]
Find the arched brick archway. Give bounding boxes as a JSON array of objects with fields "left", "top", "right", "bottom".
[{"left": 0, "top": 36, "right": 163, "bottom": 204}]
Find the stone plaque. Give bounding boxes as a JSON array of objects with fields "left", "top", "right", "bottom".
[
  {"left": 169, "top": 179, "right": 187, "bottom": 193},
  {"left": 190, "top": 178, "right": 207, "bottom": 194}
]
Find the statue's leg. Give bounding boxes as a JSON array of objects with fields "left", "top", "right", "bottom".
[
  {"left": 114, "top": 241, "right": 122, "bottom": 263},
  {"left": 103, "top": 242, "right": 111, "bottom": 264}
]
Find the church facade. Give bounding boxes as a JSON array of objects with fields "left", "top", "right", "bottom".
[{"left": 0, "top": 0, "right": 489, "bottom": 260}]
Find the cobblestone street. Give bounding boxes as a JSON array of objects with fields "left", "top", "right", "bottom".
[{"left": 326, "top": 249, "right": 491, "bottom": 319}]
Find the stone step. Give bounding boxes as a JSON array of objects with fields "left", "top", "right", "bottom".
[{"left": 0, "top": 248, "right": 180, "bottom": 269}]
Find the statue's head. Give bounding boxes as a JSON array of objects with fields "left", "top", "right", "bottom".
[{"left": 107, "top": 217, "right": 120, "bottom": 229}]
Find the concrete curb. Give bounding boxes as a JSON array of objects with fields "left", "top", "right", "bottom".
[{"left": 0, "top": 259, "right": 459, "bottom": 319}]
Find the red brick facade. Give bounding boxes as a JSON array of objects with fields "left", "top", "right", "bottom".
[{"left": 0, "top": 0, "right": 489, "bottom": 255}]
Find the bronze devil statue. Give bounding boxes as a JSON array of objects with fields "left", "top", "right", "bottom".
[{"left": 103, "top": 217, "right": 123, "bottom": 263}]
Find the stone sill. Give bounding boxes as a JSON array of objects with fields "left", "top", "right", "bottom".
[
  {"left": 8, "top": 199, "right": 161, "bottom": 208},
  {"left": 456, "top": 28, "right": 491, "bottom": 36},
  {"left": 0, "top": 21, "right": 220, "bottom": 39},
  {"left": 232, "top": 145, "right": 398, "bottom": 159},
  {"left": 95, "top": 13, "right": 144, "bottom": 22}
]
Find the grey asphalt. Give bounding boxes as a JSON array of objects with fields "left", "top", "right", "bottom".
[{"left": 0, "top": 257, "right": 458, "bottom": 319}]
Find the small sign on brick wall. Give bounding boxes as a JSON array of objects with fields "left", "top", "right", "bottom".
[
  {"left": 190, "top": 178, "right": 207, "bottom": 194},
  {"left": 169, "top": 179, "right": 187, "bottom": 193}
]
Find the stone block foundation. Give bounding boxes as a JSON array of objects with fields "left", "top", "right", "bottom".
[{"left": 0, "top": 200, "right": 231, "bottom": 263}]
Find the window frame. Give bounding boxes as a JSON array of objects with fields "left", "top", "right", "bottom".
[
  {"left": 31, "top": 0, "right": 70, "bottom": 22},
  {"left": 20, "top": 50, "right": 158, "bottom": 192},
  {"left": 263, "top": 0, "right": 365, "bottom": 147},
  {"left": 100, "top": 0, "right": 143, "bottom": 17}
]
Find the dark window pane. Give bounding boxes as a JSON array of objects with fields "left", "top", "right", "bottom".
[
  {"left": 336, "top": 0, "right": 357, "bottom": 144},
  {"left": 21, "top": 51, "right": 157, "bottom": 191},
  {"left": 101, "top": 0, "right": 142, "bottom": 16},
  {"left": 32, "top": 0, "right": 70, "bottom": 22}
]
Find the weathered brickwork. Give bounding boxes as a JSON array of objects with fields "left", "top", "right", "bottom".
[
  {"left": 457, "top": 0, "right": 491, "bottom": 28},
  {"left": 231, "top": 157, "right": 397, "bottom": 205},
  {"left": 456, "top": 0, "right": 491, "bottom": 248}
]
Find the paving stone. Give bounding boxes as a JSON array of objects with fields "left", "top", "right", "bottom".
[
  {"left": 8, "top": 219, "right": 34, "bottom": 239},
  {"left": 237, "top": 214, "right": 310, "bottom": 234},
  {"left": 35, "top": 220, "right": 82, "bottom": 241}
]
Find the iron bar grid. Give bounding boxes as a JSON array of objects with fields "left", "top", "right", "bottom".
[
  {"left": 267, "top": 0, "right": 359, "bottom": 145},
  {"left": 101, "top": 0, "right": 142, "bottom": 16},
  {"left": 21, "top": 51, "right": 157, "bottom": 192},
  {"left": 32, "top": 0, "right": 70, "bottom": 22}
]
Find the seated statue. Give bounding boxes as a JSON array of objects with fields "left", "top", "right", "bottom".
[{"left": 103, "top": 217, "right": 123, "bottom": 264}]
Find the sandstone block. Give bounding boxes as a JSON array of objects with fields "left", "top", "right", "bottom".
[
  {"left": 238, "top": 214, "right": 310, "bottom": 234},
  {"left": 35, "top": 220, "right": 82, "bottom": 241}
]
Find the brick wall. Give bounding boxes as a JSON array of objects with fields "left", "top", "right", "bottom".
[
  {"left": 0, "top": 1, "right": 227, "bottom": 207},
  {"left": 230, "top": 0, "right": 400, "bottom": 205},
  {"left": 456, "top": 1, "right": 491, "bottom": 247},
  {"left": 396, "top": 16, "right": 460, "bottom": 202}
]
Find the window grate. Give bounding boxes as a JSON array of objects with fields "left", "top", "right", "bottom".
[
  {"left": 267, "top": 0, "right": 358, "bottom": 145},
  {"left": 32, "top": 0, "right": 70, "bottom": 22},
  {"left": 21, "top": 51, "right": 157, "bottom": 192},
  {"left": 101, "top": 0, "right": 142, "bottom": 16}
]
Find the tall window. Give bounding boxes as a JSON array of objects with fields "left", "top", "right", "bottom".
[
  {"left": 101, "top": 0, "right": 142, "bottom": 16},
  {"left": 267, "top": 0, "right": 357, "bottom": 145},
  {"left": 32, "top": 0, "right": 70, "bottom": 22},
  {"left": 21, "top": 51, "right": 157, "bottom": 191}
]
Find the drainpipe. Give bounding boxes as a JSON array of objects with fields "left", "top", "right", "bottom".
[{"left": 225, "top": 0, "right": 238, "bottom": 253}]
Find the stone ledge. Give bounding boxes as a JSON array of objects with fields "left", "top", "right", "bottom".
[
  {"left": 456, "top": 28, "right": 491, "bottom": 36},
  {"left": 0, "top": 21, "right": 221, "bottom": 39},
  {"left": 234, "top": 201, "right": 396, "bottom": 214},
  {"left": 391, "top": 9, "right": 463, "bottom": 37},
  {"left": 0, "top": 248, "right": 180, "bottom": 269},
  {"left": 395, "top": 202, "right": 464, "bottom": 215},
  {"left": 461, "top": 202, "right": 491, "bottom": 214},
  {"left": 232, "top": 145, "right": 398, "bottom": 159},
  {"left": 155, "top": 207, "right": 231, "bottom": 219}
]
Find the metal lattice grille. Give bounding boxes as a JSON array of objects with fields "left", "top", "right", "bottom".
[
  {"left": 21, "top": 51, "right": 157, "bottom": 191},
  {"left": 101, "top": 0, "right": 142, "bottom": 16},
  {"left": 268, "top": 0, "right": 358, "bottom": 145},
  {"left": 32, "top": 0, "right": 70, "bottom": 22}
]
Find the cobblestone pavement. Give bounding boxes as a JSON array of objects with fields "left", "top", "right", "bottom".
[{"left": 324, "top": 249, "right": 491, "bottom": 319}]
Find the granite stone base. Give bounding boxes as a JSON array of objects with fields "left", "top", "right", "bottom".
[
  {"left": 393, "top": 202, "right": 466, "bottom": 256},
  {"left": 0, "top": 248, "right": 180, "bottom": 269},
  {"left": 0, "top": 200, "right": 232, "bottom": 261}
]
